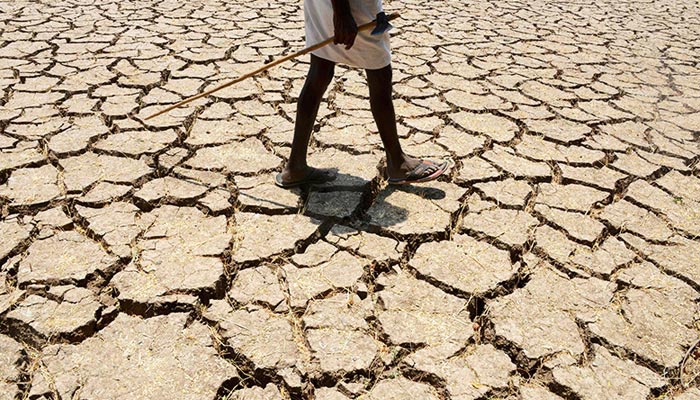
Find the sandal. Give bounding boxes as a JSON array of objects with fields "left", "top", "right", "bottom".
[
  {"left": 387, "top": 160, "right": 449, "bottom": 185},
  {"left": 274, "top": 167, "right": 337, "bottom": 188}
]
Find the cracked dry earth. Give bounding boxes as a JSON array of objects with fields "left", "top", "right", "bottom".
[{"left": 0, "top": 0, "right": 699, "bottom": 399}]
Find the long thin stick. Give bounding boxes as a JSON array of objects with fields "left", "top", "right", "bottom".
[{"left": 145, "top": 13, "right": 399, "bottom": 120}]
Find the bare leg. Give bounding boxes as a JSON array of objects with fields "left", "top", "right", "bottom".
[
  {"left": 279, "top": 54, "right": 337, "bottom": 184},
  {"left": 366, "top": 64, "right": 441, "bottom": 180}
]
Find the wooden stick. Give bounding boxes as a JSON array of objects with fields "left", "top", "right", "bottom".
[{"left": 145, "top": 13, "right": 399, "bottom": 120}]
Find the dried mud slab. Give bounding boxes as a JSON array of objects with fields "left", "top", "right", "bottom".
[
  {"left": 315, "top": 388, "right": 351, "bottom": 400},
  {"left": 235, "top": 174, "right": 302, "bottom": 212},
  {"left": 516, "top": 134, "right": 605, "bottom": 164},
  {"left": 0, "top": 165, "right": 62, "bottom": 207},
  {"left": 474, "top": 178, "right": 532, "bottom": 207},
  {"left": 482, "top": 145, "right": 551, "bottom": 179},
  {"left": 76, "top": 202, "right": 145, "bottom": 258},
  {"left": 405, "top": 344, "right": 515, "bottom": 400},
  {"left": 284, "top": 250, "right": 364, "bottom": 308},
  {"left": 134, "top": 176, "right": 208, "bottom": 204},
  {"left": 77, "top": 182, "right": 132, "bottom": 205},
  {"left": 185, "top": 118, "right": 262, "bottom": 146},
  {"left": 227, "top": 384, "right": 287, "bottom": 400},
  {"left": 95, "top": 130, "right": 178, "bottom": 156},
  {"left": 0, "top": 141, "right": 45, "bottom": 173},
  {"left": 17, "top": 230, "right": 118, "bottom": 286},
  {"left": 204, "top": 300, "right": 302, "bottom": 372},
  {"left": 229, "top": 265, "right": 286, "bottom": 310},
  {"left": 410, "top": 234, "right": 518, "bottom": 295},
  {"left": 367, "top": 182, "right": 464, "bottom": 236},
  {"left": 559, "top": 165, "right": 626, "bottom": 190},
  {"left": 436, "top": 126, "right": 486, "bottom": 159},
  {"left": 624, "top": 179, "right": 700, "bottom": 236},
  {"left": 535, "top": 183, "right": 608, "bottom": 212},
  {"left": 325, "top": 224, "right": 405, "bottom": 262},
  {"left": 364, "top": 376, "right": 441, "bottom": 400},
  {"left": 59, "top": 153, "right": 152, "bottom": 192},
  {"left": 303, "top": 294, "right": 382, "bottom": 376},
  {"left": 375, "top": 272, "right": 473, "bottom": 347},
  {"left": 488, "top": 261, "right": 614, "bottom": 365},
  {"left": 32, "top": 207, "right": 72, "bottom": 229},
  {"left": 534, "top": 204, "right": 605, "bottom": 243},
  {"left": 461, "top": 208, "right": 539, "bottom": 246},
  {"left": 185, "top": 138, "right": 282, "bottom": 174},
  {"left": 450, "top": 111, "right": 518, "bottom": 142},
  {"left": 520, "top": 385, "right": 565, "bottom": 400},
  {"left": 30, "top": 313, "right": 236, "bottom": 399},
  {"left": 588, "top": 262, "right": 699, "bottom": 369},
  {"left": 611, "top": 152, "right": 662, "bottom": 178},
  {"left": 599, "top": 200, "right": 675, "bottom": 242},
  {"left": 675, "top": 388, "right": 700, "bottom": 400},
  {"left": 306, "top": 190, "right": 365, "bottom": 218},
  {"left": 655, "top": 170, "right": 700, "bottom": 201},
  {"left": 0, "top": 335, "right": 22, "bottom": 400},
  {"left": 524, "top": 118, "right": 591, "bottom": 143},
  {"left": 232, "top": 213, "right": 320, "bottom": 263},
  {"left": 0, "top": 219, "right": 31, "bottom": 260},
  {"left": 6, "top": 287, "right": 101, "bottom": 343},
  {"left": 47, "top": 116, "right": 108, "bottom": 156},
  {"left": 669, "top": 111, "right": 700, "bottom": 132},
  {"left": 456, "top": 157, "right": 501, "bottom": 183},
  {"left": 307, "top": 148, "right": 381, "bottom": 187},
  {"left": 110, "top": 206, "right": 230, "bottom": 306},
  {"left": 569, "top": 237, "right": 636, "bottom": 276},
  {"left": 552, "top": 345, "right": 665, "bottom": 399},
  {"left": 621, "top": 233, "right": 700, "bottom": 287},
  {"left": 0, "top": 278, "right": 24, "bottom": 316}
]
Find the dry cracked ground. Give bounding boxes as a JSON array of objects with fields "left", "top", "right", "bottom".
[{"left": 0, "top": 0, "right": 699, "bottom": 399}]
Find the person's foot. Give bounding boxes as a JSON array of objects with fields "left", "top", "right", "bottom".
[
  {"left": 275, "top": 165, "right": 337, "bottom": 188},
  {"left": 386, "top": 155, "right": 448, "bottom": 184}
]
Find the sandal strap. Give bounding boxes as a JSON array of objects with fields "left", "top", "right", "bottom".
[{"left": 405, "top": 161, "right": 438, "bottom": 180}]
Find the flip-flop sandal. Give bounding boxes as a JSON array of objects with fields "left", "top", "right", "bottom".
[
  {"left": 275, "top": 167, "right": 337, "bottom": 188},
  {"left": 387, "top": 160, "right": 449, "bottom": 185}
]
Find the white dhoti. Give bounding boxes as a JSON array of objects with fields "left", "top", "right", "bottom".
[{"left": 304, "top": 0, "right": 391, "bottom": 70}]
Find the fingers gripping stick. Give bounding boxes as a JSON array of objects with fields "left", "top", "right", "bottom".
[{"left": 145, "top": 13, "right": 399, "bottom": 121}]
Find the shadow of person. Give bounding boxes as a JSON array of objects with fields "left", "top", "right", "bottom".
[
  {"left": 229, "top": 170, "right": 450, "bottom": 264},
  {"left": 234, "top": 170, "right": 382, "bottom": 220},
  {"left": 361, "top": 180, "right": 456, "bottom": 237},
  {"left": 303, "top": 171, "right": 448, "bottom": 231},
  {"left": 389, "top": 183, "right": 447, "bottom": 200},
  {"left": 303, "top": 171, "right": 399, "bottom": 222},
  {"left": 234, "top": 168, "right": 449, "bottom": 241}
]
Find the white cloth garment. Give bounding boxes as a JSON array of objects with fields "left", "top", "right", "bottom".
[{"left": 304, "top": 0, "right": 391, "bottom": 70}]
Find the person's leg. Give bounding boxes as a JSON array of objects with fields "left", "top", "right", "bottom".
[
  {"left": 279, "top": 54, "right": 337, "bottom": 184},
  {"left": 366, "top": 64, "right": 443, "bottom": 181}
]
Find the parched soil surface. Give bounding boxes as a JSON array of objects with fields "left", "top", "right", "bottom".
[{"left": 1, "top": 0, "right": 699, "bottom": 399}]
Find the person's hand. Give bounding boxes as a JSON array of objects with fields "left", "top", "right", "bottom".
[{"left": 333, "top": 12, "right": 357, "bottom": 50}]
